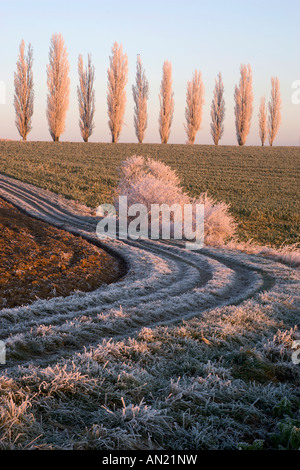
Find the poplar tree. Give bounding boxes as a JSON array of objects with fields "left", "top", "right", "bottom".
[
  {"left": 210, "top": 72, "right": 225, "bottom": 145},
  {"left": 14, "top": 40, "right": 34, "bottom": 141},
  {"left": 185, "top": 70, "right": 205, "bottom": 144},
  {"left": 268, "top": 77, "right": 281, "bottom": 146},
  {"left": 132, "top": 55, "right": 149, "bottom": 143},
  {"left": 158, "top": 61, "right": 174, "bottom": 144},
  {"left": 234, "top": 64, "right": 253, "bottom": 146},
  {"left": 46, "top": 33, "right": 70, "bottom": 142},
  {"left": 107, "top": 42, "right": 128, "bottom": 143},
  {"left": 78, "top": 54, "right": 95, "bottom": 142}
]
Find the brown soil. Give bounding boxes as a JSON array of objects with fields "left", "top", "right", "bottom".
[{"left": 0, "top": 198, "right": 124, "bottom": 309}]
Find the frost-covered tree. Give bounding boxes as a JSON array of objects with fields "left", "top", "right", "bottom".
[
  {"left": 107, "top": 42, "right": 128, "bottom": 143},
  {"left": 234, "top": 64, "right": 253, "bottom": 146},
  {"left": 159, "top": 61, "right": 174, "bottom": 144},
  {"left": 184, "top": 70, "right": 205, "bottom": 144},
  {"left": 268, "top": 77, "right": 281, "bottom": 147},
  {"left": 258, "top": 97, "right": 268, "bottom": 146},
  {"left": 210, "top": 73, "right": 225, "bottom": 145},
  {"left": 14, "top": 40, "right": 34, "bottom": 141},
  {"left": 46, "top": 33, "right": 70, "bottom": 142},
  {"left": 132, "top": 55, "right": 149, "bottom": 143},
  {"left": 77, "top": 54, "right": 95, "bottom": 142}
]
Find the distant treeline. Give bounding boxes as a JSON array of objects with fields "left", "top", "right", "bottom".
[{"left": 14, "top": 34, "right": 281, "bottom": 146}]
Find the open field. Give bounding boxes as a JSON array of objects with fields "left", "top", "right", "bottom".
[
  {"left": 0, "top": 197, "right": 124, "bottom": 309},
  {"left": 0, "top": 141, "right": 299, "bottom": 247},
  {"left": 1, "top": 0, "right": 300, "bottom": 454},
  {"left": 0, "top": 146, "right": 299, "bottom": 450},
  {"left": 0, "top": 174, "right": 299, "bottom": 450}
]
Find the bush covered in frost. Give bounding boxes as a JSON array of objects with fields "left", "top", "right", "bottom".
[{"left": 115, "top": 155, "right": 236, "bottom": 246}]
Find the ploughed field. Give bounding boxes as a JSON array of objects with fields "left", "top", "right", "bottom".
[
  {"left": 0, "top": 141, "right": 299, "bottom": 247},
  {"left": 0, "top": 197, "right": 123, "bottom": 309}
]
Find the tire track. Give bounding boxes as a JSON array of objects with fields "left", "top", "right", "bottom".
[{"left": 0, "top": 174, "right": 276, "bottom": 370}]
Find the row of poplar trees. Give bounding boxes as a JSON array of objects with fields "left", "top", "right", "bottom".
[{"left": 14, "top": 34, "right": 282, "bottom": 146}]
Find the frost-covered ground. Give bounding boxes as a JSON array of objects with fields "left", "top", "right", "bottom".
[{"left": 0, "top": 174, "right": 299, "bottom": 450}]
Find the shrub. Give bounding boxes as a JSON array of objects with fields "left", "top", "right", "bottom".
[{"left": 115, "top": 155, "right": 236, "bottom": 246}]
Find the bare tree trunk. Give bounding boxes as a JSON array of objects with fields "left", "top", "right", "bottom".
[
  {"left": 159, "top": 61, "right": 174, "bottom": 144},
  {"left": 184, "top": 70, "right": 205, "bottom": 144},
  {"left": 14, "top": 40, "right": 34, "bottom": 141},
  {"left": 46, "top": 33, "right": 70, "bottom": 142},
  {"left": 107, "top": 42, "right": 128, "bottom": 143},
  {"left": 210, "top": 72, "right": 225, "bottom": 145},
  {"left": 234, "top": 64, "right": 253, "bottom": 146}
]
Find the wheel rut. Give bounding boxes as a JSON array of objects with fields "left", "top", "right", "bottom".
[{"left": 0, "top": 174, "right": 276, "bottom": 371}]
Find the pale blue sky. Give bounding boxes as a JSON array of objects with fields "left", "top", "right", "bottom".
[{"left": 1, "top": 0, "right": 299, "bottom": 144}]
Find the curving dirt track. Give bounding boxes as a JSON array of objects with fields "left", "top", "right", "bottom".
[{"left": 0, "top": 173, "right": 297, "bottom": 372}]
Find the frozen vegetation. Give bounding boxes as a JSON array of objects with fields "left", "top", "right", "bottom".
[{"left": 0, "top": 172, "right": 299, "bottom": 450}]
